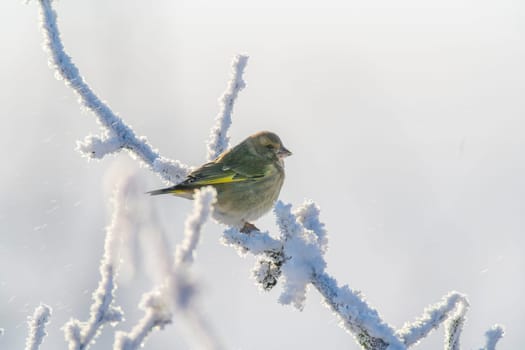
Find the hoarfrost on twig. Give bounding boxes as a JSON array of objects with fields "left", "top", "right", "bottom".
[
  {"left": 397, "top": 291, "right": 469, "bottom": 347},
  {"left": 207, "top": 54, "right": 249, "bottom": 161},
  {"left": 62, "top": 174, "right": 147, "bottom": 350},
  {"left": 482, "top": 325, "right": 505, "bottom": 350},
  {"left": 113, "top": 290, "right": 172, "bottom": 350},
  {"left": 25, "top": 304, "right": 52, "bottom": 350},
  {"left": 175, "top": 187, "right": 217, "bottom": 265},
  {"left": 444, "top": 299, "right": 469, "bottom": 350},
  {"left": 115, "top": 188, "right": 221, "bottom": 350},
  {"left": 37, "top": 0, "right": 189, "bottom": 184}
]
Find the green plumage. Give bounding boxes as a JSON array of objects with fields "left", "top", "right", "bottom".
[{"left": 148, "top": 131, "right": 291, "bottom": 230}]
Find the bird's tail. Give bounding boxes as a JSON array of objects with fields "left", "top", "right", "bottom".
[
  {"left": 147, "top": 185, "right": 194, "bottom": 199},
  {"left": 147, "top": 187, "right": 176, "bottom": 196}
]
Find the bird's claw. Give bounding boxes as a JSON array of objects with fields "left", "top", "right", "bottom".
[{"left": 240, "top": 222, "right": 260, "bottom": 234}]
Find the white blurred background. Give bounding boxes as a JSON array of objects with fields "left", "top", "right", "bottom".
[{"left": 1, "top": 0, "right": 524, "bottom": 349}]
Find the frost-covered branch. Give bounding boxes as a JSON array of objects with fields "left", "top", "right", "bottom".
[
  {"left": 482, "top": 325, "right": 504, "bottom": 350},
  {"left": 115, "top": 187, "right": 220, "bottom": 350},
  {"left": 397, "top": 292, "right": 469, "bottom": 348},
  {"left": 62, "top": 176, "right": 144, "bottom": 349},
  {"left": 113, "top": 290, "right": 172, "bottom": 350},
  {"left": 206, "top": 54, "right": 249, "bottom": 161},
  {"left": 62, "top": 263, "right": 123, "bottom": 350},
  {"left": 311, "top": 273, "right": 396, "bottom": 350},
  {"left": 224, "top": 201, "right": 402, "bottom": 349},
  {"left": 171, "top": 188, "right": 223, "bottom": 350},
  {"left": 37, "top": 0, "right": 189, "bottom": 183},
  {"left": 25, "top": 304, "right": 52, "bottom": 350},
  {"left": 444, "top": 296, "right": 469, "bottom": 350},
  {"left": 222, "top": 200, "right": 504, "bottom": 350},
  {"left": 176, "top": 187, "right": 217, "bottom": 265}
]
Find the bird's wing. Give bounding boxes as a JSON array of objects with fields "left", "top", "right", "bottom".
[
  {"left": 148, "top": 155, "right": 273, "bottom": 196},
  {"left": 218, "top": 145, "right": 274, "bottom": 178},
  {"left": 181, "top": 160, "right": 266, "bottom": 187}
]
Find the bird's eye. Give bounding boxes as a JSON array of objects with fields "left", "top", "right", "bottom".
[{"left": 266, "top": 144, "right": 274, "bottom": 150}]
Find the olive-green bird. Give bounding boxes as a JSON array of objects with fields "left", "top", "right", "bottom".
[{"left": 148, "top": 131, "right": 292, "bottom": 232}]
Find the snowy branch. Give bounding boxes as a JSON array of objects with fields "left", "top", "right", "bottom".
[
  {"left": 37, "top": 0, "right": 189, "bottom": 184},
  {"left": 482, "top": 325, "right": 505, "bottom": 350},
  {"left": 35, "top": 1, "right": 504, "bottom": 349},
  {"left": 222, "top": 198, "right": 504, "bottom": 350},
  {"left": 206, "top": 54, "right": 249, "bottom": 161},
  {"left": 113, "top": 290, "right": 172, "bottom": 350},
  {"left": 25, "top": 304, "right": 52, "bottom": 350},
  {"left": 175, "top": 187, "right": 217, "bottom": 265},
  {"left": 115, "top": 187, "right": 220, "bottom": 350},
  {"left": 224, "top": 201, "right": 403, "bottom": 349},
  {"left": 397, "top": 292, "right": 469, "bottom": 348},
  {"left": 62, "top": 175, "right": 148, "bottom": 349},
  {"left": 62, "top": 263, "right": 123, "bottom": 350},
  {"left": 444, "top": 296, "right": 469, "bottom": 350}
]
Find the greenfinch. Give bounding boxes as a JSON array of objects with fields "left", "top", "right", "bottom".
[{"left": 149, "top": 131, "right": 292, "bottom": 232}]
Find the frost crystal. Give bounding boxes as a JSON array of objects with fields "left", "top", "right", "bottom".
[
  {"left": 25, "top": 304, "right": 52, "bottom": 350},
  {"left": 207, "top": 54, "right": 249, "bottom": 161}
]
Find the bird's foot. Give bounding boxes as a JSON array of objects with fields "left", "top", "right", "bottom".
[{"left": 240, "top": 222, "right": 260, "bottom": 234}]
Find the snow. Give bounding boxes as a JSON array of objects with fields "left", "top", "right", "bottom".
[
  {"left": 63, "top": 176, "right": 144, "bottom": 350},
  {"left": 207, "top": 54, "right": 249, "bottom": 161},
  {"left": 38, "top": 0, "right": 190, "bottom": 184},
  {"left": 274, "top": 200, "right": 326, "bottom": 310},
  {"left": 115, "top": 186, "right": 219, "bottom": 350},
  {"left": 114, "top": 290, "right": 172, "bottom": 350},
  {"left": 294, "top": 200, "right": 329, "bottom": 254},
  {"left": 25, "top": 304, "right": 52, "bottom": 350},
  {"left": 444, "top": 300, "right": 469, "bottom": 350},
  {"left": 397, "top": 292, "right": 469, "bottom": 347},
  {"left": 483, "top": 325, "right": 505, "bottom": 350},
  {"left": 175, "top": 187, "right": 217, "bottom": 265},
  {"left": 222, "top": 227, "right": 282, "bottom": 256}
]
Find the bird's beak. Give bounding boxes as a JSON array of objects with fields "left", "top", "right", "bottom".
[{"left": 278, "top": 146, "right": 292, "bottom": 158}]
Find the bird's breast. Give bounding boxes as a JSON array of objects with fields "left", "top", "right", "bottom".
[{"left": 212, "top": 168, "right": 285, "bottom": 226}]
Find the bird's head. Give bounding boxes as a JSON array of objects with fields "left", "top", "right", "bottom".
[{"left": 250, "top": 131, "right": 292, "bottom": 160}]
